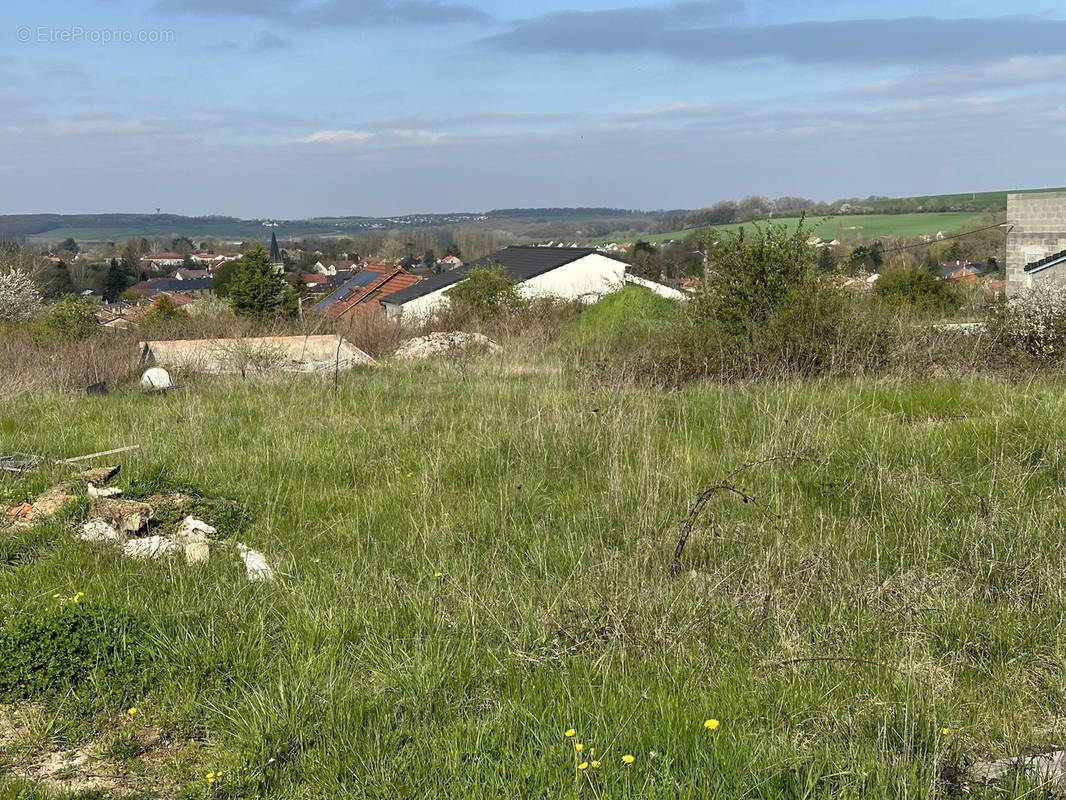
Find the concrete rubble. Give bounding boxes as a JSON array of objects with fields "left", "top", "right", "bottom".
[
  {"left": 238, "top": 544, "right": 274, "bottom": 582},
  {"left": 967, "top": 749, "right": 1066, "bottom": 788},
  {"left": 87, "top": 483, "right": 122, "bottom": 499},
  {"left": 393, "top": 331, "right": 501, "bottom": 360}
]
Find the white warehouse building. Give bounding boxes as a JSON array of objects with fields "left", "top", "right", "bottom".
[{"left": 380, "top": 246, "right": 633, "bottom": 319}]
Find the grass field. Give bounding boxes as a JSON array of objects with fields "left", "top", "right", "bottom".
[
  {"left": 860, "top": 186, "right": 1066, "bottom": 212},
  {"left": 3, "top": 360, "right": 1066, "bottom": 798},
  {"left": 598, "top": 211, "right": 984, "bottom": 245}
]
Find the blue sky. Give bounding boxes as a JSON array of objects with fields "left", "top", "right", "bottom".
[{"left": 2, "top": 1, "right": 1065, "bottom": 216}]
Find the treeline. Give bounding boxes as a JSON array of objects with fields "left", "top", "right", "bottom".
[{"left": 484, "top": 207, "right": 683, "bottom": 220}]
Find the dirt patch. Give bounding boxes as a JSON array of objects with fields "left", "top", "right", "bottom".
[{"left": 1, "top": 706, "right": 187, "bottom": 797}]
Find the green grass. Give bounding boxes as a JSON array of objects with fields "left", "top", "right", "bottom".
[
  {"left": 3, "top": 368, "right": 1066, "bottom": 797},
  {"left": 554, "top": 285, "right": 679, "bottom": 354},
  {"left": 598, "top": 212, "right": 983, "bottom": 245},
  {"left": 859, "top": 185, "right": 1066, "bottom": 212}
]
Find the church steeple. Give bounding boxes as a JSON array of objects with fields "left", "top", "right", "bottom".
[{"left": 269, "top": 231, "right": 282, "bottom": 266}]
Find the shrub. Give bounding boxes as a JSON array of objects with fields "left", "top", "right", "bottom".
[
  {"left": 873, "top": 268, "right": 961, "bottom": 313},
  {"left": 226, "top": 245, "right": 290, "bottom": 318},
  {"left": 445, "top": 266, "right": 525, "bottom": 318},
  {"left": 985, "top": 286, "right": 1066, "bottom": 361},
  {"left": 556, "top": 285, "right": 679, "bottom": 356},
  {"left": 36, "top": 295, "right": 99, "bottom": 339},
  {"left": 0, "top": 599, "right": 149, "bottom": 700},
  {"left": 141, "top": 294, "right": 188, "bottom": 327},
  {"left": 0, "top": 268, "right": 42, "bottom": 321}
]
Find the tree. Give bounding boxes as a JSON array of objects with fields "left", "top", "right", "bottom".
[
  {"left": 59, "top": 237, "right": 80, "bottom": 256},
  {"left": 696, "top": 220, "right": 816, "bottom": 338},
  {"left": 0, "top": 268, "right": 43, "bottom": 321},
  {"left": 225, "top": 244, "right": 290, "bottom": 318},
  {"left": 445, "top": 266, "right": 525, "bottom": 317},
  {"left": 102, "top": 259, "right": 131, "bottom": 302},
  {"left": 142, "top": 295, "right": 188, "bottom": 326},
  {"left": 817, "top": 246, "right": 838, "bottom": 273},
  {"left": 423, "top": 249, "right": 436, "bottom": 267},
  {"left": 39, "top": 260, "right": 75, "bottom": 299},
  {"left": 873, "top": 268, "right": 960, "bottom": 313},
  {"left": 171, "top": 236, "right": 195, "bottom": 256},
  {"left": 444, "top": 243, "right": 462, "bottom": 259}
]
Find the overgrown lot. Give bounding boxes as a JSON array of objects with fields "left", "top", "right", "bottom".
[{"left": 3, "top": 367, "right": 1066, "bottom": 797}]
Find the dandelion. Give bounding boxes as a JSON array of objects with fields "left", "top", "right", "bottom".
[
  {"left": 127, "top": 707, "right": 138, "bottom": 716},
  {"left": 574, "top": 742, "right": 584, "bottom": 752},
  {"left": 206, "top": 772, "right": 216, "bottom": 783},
  {"left": 622, "top": 754, "right": 635, "bottom": 764},
  {"left": 577, "top": 762, "right": 589, "bottom": 771},
  {"left": 564, "top": 729, "right": 576, "bottom": 738},
  {"left": 407, "top": 472, "right": 414, "bottom": 477},
  {"left": 52, "top": 593, "right": 60, "bottom": 599},
  {"left": 434, "top": 572, "right": 444, "bottom": 579},
  {"left": 941, "top": 727, "right": 951, "bottom": 735},
  {"left": 72, "top": 592, "right": 84, "bottom": 603},
  {"left": 704, "top": 718, "right": 719, "bottom": 730},
  {"left": 590, "top": 747, "right": 596, "bottom": 756},
  {"left": 590, "top": 760, "right": 601, "bottom": 769}
]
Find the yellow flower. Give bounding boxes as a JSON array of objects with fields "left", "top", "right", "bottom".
[
  {"left": 72, "top": 592, "right": 84, "bottom": 603},
  {"left": 407, "top": 472, "right": 414, "bottom": 477},
  {"left": 206, "top": 772, "right": 215, "bottom": 780},
  {"left": 564, "top": 729, "right": 576, "bottom": 738},
  {"left": 590, "top": 760, "right": 601, "bottom": 769},
  {"left": 574, "top": 742, "right": 584, "bottom": 751},
  {"left": 941, "top": 727, "right": 951, "bottom": 735},
  {"left": 52, "top": 594, "right": 60, "bottom": 599},
  {"left": 434, "top": 571, "right": 444, "bottom": 579},
  {"left": 127, "top": 707, "right": 138, "bottom": 715},
  {"left": 704, "top": 718, "right": 719, "bottom": 730},
  {"left": 590, "top": 747, "right": 596, "bottom": 756},
  {"left": 621, "top": 754, "right": 635, "bottom": 764},
  {"left": 577, "top": 762, "right": 589, "bottom": 771}
]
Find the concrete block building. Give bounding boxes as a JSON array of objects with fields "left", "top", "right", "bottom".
[{"left": 1006, "top": 192, "right": 1066, "bottom": 295}]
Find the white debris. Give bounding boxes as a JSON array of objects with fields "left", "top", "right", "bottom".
[
  {"left": 141, "top": 367, "right": 173, "bottom": 390},
  {"left": 237, "top": 543, "right": 274, "bottom": 582},
  {"left": 177, "top": 516, "right": 216, "bottom": 541},
  {"left": 393, "top": 331, "right": 500, "bottom": 360},
  {"left": 184, "top": 541, "right": 210, "bottom": 565},
  {"left": 87, "top": 483, "right": 122, "bottom": 499},
  {"left": 969, "top": 750, "right": 1066, "bottom": 788},
  {"left": 122, "top": 536, "right": 179, "bottom": 560},
  {"left": 79, "top": 519, "right": 121, "bottom": 543}
]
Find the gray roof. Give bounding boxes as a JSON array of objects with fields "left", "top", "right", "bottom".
[{"left": 381, "top": 246, "right": 596, "bottom": 307}]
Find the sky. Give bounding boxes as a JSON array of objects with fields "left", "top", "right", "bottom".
[{"left": 2, "top": 1, "right": 1066, "bottom": 217}]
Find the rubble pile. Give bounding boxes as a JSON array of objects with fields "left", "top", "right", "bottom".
[{"left": 393, "top": 331, "right": 500, "bottom": 360}]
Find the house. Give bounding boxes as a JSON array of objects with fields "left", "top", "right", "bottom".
[
  {"left": 313, "top": 267, "right": 422, "bottom": 318},
  {"left": 439, "top": 255, "right": 462, "bottom": 268},
  {"left": 380, "top": 246, "right": 627, "bottom": 320},
  {"left": 174, "top": 268, "right": 209, "bottom": 280},
  {"left": 939, "top": 262, "right": 983, "bottom": 282},
  {"left": 129, "top": 277, "right": 213, "bottom": 298},
  {"left": 1007, "top": 191, "right": 1066, "bottom": 295},
  {"left": 139, "top": 252, "right": 185, "bottom": 269},
  {"left": 314, "top": 260, "right": 357, "bottom": 276}
]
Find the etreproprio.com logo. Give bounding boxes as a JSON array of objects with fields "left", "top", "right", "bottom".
[{"left": 16, "top": 25, "right": 175, "bottom": 44}]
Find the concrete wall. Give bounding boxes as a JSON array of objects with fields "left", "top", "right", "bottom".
[{"left": 1007, "top": 192, "right": 1066, "bottom": 295}]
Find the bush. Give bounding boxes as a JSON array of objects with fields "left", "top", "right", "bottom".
[
  {"left": 36, "top": 295, "right": 99, "bottom": 339},
  {"left": 873, "top": 268, "right": 960, "bottom": 313},
  {"left": 0, "top": 268, "right": 42, "bottom": 321},
  {"left": 556, "top": 285, "right": 679, "bottom": 356},
  {"left": 141, "top": 294, "right": 188, "bottom": 327},
  {"left": 0, "top": 598, "right": 149, "bottom": 700},
  {"left": 445, "top": 266, "right": 525, "bottom": 318},
  {"left": 985, "top": 286, "right": 1066, "bottom": 362}
]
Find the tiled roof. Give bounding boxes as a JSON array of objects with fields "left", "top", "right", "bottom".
[
  {"left": 381, "top": 246, "right": 596, "bottom": 307},
  {"left": 315, "top": 268, "right": 422, "bottom": 316},
  {"left": 1024, "top": 249, "right": 1066, "bottom": 273}
]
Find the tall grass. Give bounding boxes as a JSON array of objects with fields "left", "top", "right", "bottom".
[{"left": 3, "top": 363, "right": 1066, "bottom": 797}]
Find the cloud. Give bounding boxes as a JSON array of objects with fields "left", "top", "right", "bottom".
[
  {"left": 484, "top": 12, "right": 1066, "bottom": 66},
  {"left": 156, "top": 0, "right": 491, "bottom": 27},
  {"left": 295, "top": 128, "right": 445, "bottom": 144},
  {"left": 249, "top": 31, "right": 291, "bottom": 51}
]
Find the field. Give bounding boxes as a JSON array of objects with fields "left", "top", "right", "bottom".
[
  {"left": 3, "top": 356, "right": 1066, "bottom": 798},
  {"left": 860, "top": 186, "right": 1066, "bottom": 212},
  {"left": 599, "top": 211, "right": 984, "bottom": 245}
]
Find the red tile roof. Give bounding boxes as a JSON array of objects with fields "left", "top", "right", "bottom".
[{"left": 321, "top": 268, "right": 422, "bottom": 318}]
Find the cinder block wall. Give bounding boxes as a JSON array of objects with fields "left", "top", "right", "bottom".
[{"left": 1007, "top": 192, "right": 1066, "bottom": 295}]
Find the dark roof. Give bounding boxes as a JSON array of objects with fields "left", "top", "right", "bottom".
[
  {"left": 313, "top": 271, "right": 381, "bottom": 313},
  {"left": 1024, "top": 249, "right": 1066, "bottom": 273},
  {"left": 381, "top": 246, "right": 597, "bottom": 307}
]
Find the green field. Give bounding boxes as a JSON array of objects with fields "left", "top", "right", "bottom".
[
  {"left": 599, "top": 211, "right": 984, "bottom": 245},
  {"left": 860, "top": 185, "right": 1066, "bottom": 212},
  {"left": 3, "top": 361, "right": 1066, "bottom": 797}
]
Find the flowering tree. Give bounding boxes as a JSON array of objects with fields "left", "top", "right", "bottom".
[{"left": 0, "top": 268, "right": 43, "bottom": 321}]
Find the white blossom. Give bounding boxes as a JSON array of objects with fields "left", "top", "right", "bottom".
[{"left": 0, "top": 268, "right": 43, "bottom": 321}]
